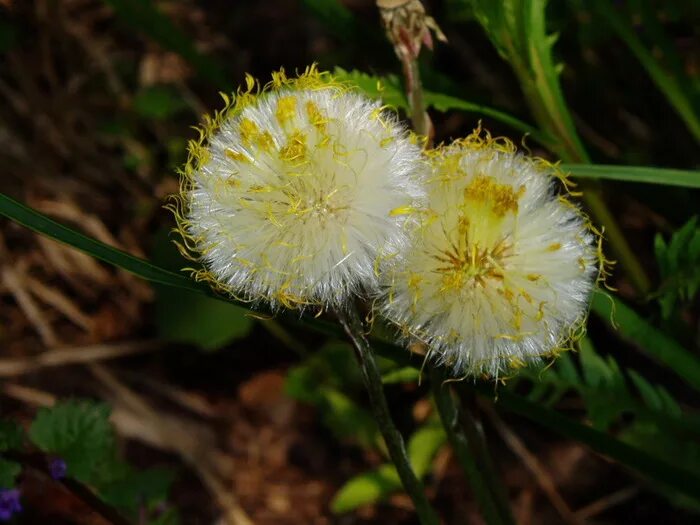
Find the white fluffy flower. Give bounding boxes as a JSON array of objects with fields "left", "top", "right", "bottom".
[
  {"left": 172, "top": 67, "right": 426, "bottom": 309},
  {"left": 379, "top": 132, "right": 601, "bottom": 377}
]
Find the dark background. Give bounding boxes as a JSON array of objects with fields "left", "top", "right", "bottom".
[{"left": 1, "top": 1, "right": 699, "bottom": 524}]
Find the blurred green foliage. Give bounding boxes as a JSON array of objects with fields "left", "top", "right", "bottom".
[
  {"left": 655, "top": 217, "right": 700, "bottom": 319},
  {"left": 0, "top": 401, "right": 179, "bottom": 523}
]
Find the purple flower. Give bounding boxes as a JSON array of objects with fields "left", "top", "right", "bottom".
[
  {"left": 0, "top": 489, "right": 21, "bottom": 521},
  {"left": 49, "top": 458, "right": 67, "bottom": 480}
]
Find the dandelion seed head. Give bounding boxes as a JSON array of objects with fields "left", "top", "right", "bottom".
[
  {"left": 379, "top": 130, "right": 602, "bottom": 377},
  {"left": 172, "top": 66, "right": 426, "bottom": 309}
]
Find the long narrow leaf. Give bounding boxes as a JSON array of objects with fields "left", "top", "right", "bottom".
[
  {"left": 5, "top": 194, "right": 700, "bottom": 500},
  {"left": 0, "top": 193, "right": 204, "bottom": 294},
  {"left": 563, "top": 164, "right": 700, "bottom": 189},
  {"left": 591, "top": 291, "right": 700, "bottom": 391},
  {"left": 332, "top": 68, "right": 553, "bottom": 147},
  {"left": 423, "top": 91, "right": 554, "bottom": 147},
  {"left": 472, "top": 384, "right": 700, "bottom": 501},
  {"left": 524, "top": 0, "right": 589, "bottom": 161}
]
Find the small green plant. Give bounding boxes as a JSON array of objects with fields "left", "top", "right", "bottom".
[{"left": 0, "top": 400, "right": 179, "bottom": 524}]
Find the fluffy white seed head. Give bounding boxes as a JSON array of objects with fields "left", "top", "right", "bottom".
[
  {"left": 172, "top": 67, "right": 426, "bottom": 309},
  {"left": 379, "top": 131, "right": 602, "bottom": 377}
]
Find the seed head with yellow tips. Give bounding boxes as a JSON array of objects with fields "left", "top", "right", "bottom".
[
  {"left": 378, "top": 130, "right": 603, "bottom": 377},
  {"left": 171, "top": 66, "right": 426, "bottom": 309}
]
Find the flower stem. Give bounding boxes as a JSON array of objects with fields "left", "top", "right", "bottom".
[
  {"left": 337, "top": 307, "right": 440, "bottom": 525},
  {"left": 580, "top": 183, "right": 651, "bottom": 295},
  {"left": 430, "top": 369, "right": 515, "bottom": 525},
  {"left": 407, "top": 58, "right": 430, "bottom": 139}
]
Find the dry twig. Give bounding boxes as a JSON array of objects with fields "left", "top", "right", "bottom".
[
  {"left": 0, "top": 340, "right": 161, "bottom": 377},
  {"left": 2, "top": 265, "right": 59, "bottom": 347},
  {"left": 481, "top": 402, "right": 584, "bottom": 525}
]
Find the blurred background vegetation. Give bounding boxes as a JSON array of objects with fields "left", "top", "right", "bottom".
[{"left": 0, "top": 1, "right": 699, "bottom": 524}]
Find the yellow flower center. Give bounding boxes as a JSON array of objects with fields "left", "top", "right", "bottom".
[
  {"left": 435, "top": 239, "right": 510, "bottom": 291},
  {"left": 434, "top": 175, "right": 523, "bottom": 292}
]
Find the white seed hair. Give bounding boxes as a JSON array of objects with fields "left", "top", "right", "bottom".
[
  {"left": 379, "top": 138, "right": 599, "bottom": 377},
  {"left": 185, "top": 85, "right": 426, "bottom": 309}
]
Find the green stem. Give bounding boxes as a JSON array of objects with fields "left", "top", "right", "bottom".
[
  {"left": 431, "top": 369, "right": 515, "bottom": 525},
  {"left": 517, "top": 2, "right": 653, "bottom": 296},
  {"left": 407, "top": 58, "right": 430, "bottom": 138},
  {"left": 528, "top": 82, "right": 652, "bottom": 294},
  {"left": 337, "top": 307, "right": 440, "bottom": 525},
  {"left": 581, "top": 184, "right": 651, "bottom": 295}
]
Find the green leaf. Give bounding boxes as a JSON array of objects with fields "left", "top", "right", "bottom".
[
  {"left": 406, "top": 424, "right": 446, "bottom": 478},
  {"left": 0, "top": 458, "right": 21, "bottom": 489},
  {"left": 101, "top": 0, "right": 228, "bottom": 87},
  {"left": 562, "top": 164, "right": 700, "bottom": 189},
  {"left": 471, "top": 0, "right": 589, "bottom": 161},
  {"left": 525, "top": 336, "right": 691, "bottom": 436},
  {"left": 653, "top": 217, "right": 700, "bottom": 318},
  {"left": 591, "top": 291, "right": 700, "bottom": 391},
  {"left": 151, "top": 229, "right": 253, "bottom": 350},
  {"left": 29, "top": 400, "right": 115, "bottom": 484},
  {"left": 285, "top": 341, "right": 379, "bottom": 448},
  {"left": 0, "top": 421, "right": 24, "bottom": 452},
  {"left": 333, "top": 68, "right": 407, "bottom": 108},
  {"left": 0, "top": 193, "right": 207, "bottom": 295},
  {"left": 286, "top": 342, "right": 364, "bottom": 393},
  {"left": 578, "top": 338, "right": 628, "bottom": 429},
  {"left": 473, "top": 383, "right": 700, "bottom": 502},
  {"left": 627, "top": 371, "right": 680, "bottom": 416},
  {"left": 285, "top": 365, "right": 322, "bottom": 405},
  {"left": 318, "top": 387, "right": 379, "bottom": 449},
  {"left": 155, "top": 285, "right": 253, "bottom": 350},
  {"left": 422, "top": 91, "right": 551, "bottom": 144},
  {"left": 330, "top": 424, "right": 445, "bottom": 513},
  {"left": 133, "top": 86, "right": 188, "bottom": 121},
  {"left": 100, "top": 467, "right": 176, "bottom": 512},
  {"left": 332, "top": 68, "right": 551, "bottom": 145},
  {"left": 331, "top": 463, "right": 399, "bottom": 513},
  {"left": 381, "top": 367, "right": 421, "bottom": 384},
  {"left": 523, "top": 0, "right": 588, "bottom": 160},
  {"left": 0, "top": 194, "right": 408, "bottom": 366},
  {"left": 621, "top": 422, "right": 700, "bottom": 511}
]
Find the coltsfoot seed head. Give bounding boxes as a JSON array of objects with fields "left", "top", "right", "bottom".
[
  {"left": 171, "top": 66, "right": 427, "bottom": 309},
  {"left": 379, "top": 130, "right": 602, "bottom": 377}
]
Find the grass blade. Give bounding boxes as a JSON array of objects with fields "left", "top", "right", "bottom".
[
  {"left": 562, "top": 164, "right": 700, "bottom": 189},
  {"left": 0, "top": 193, "right": 204, "bottom": 295},
  {"left": 332, "top": 68, "right": 553, "bottom": 147},
  {"left": 5, "top": 195, "right": 700, "bottom": 501},
  {"left": 591, "top": 291, "right": 700, "bottom": 391},
  {"left": 0, "top": 194, "right": 414, "bottom": 366},
  {"left": 423, "top": 91, "right": 554, "bottom": 147},
  {"left": 471, "top": 384, "right": 700, "bottom": 501}
]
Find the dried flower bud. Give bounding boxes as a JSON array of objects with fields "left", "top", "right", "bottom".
[{"left": 377, "top": 0, "right": 447, "bottom": 61}]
